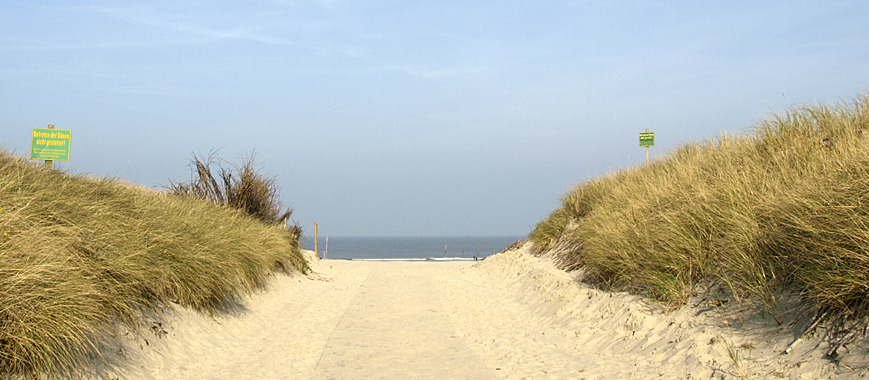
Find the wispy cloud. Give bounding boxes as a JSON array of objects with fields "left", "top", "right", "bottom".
[
  {"left": 96, "top": 83, "right": 213, "bottom": 99},
  {"left": 1, "top": 3, "right": 291, "bottom": 50},
  {"left": 89, "top": 4, "right": 290, "bottom": 45},
  {"left": 0, "top": 40, "right": 182, "bottom": 51},
  {"left": 397, "top": 65, "right": 494, "bottom": 79},
  {"left": 0, "top": 74, "right": 190, "bottom": 121}
]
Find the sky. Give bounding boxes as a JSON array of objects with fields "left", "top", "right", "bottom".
[{"left": 2, "top": 1, "right": 868, "bottom": 237}]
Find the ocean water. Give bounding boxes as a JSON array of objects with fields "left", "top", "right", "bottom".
[{"left": 298, "top": 236, "right": 525, "bottom": 260}]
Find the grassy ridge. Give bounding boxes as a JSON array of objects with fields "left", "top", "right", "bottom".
[
  {"left": 531, "top": 94, "right": 869, "bottom": 333},
  {"left": 0, "top": 150, "right": 308, "bottom": 377}
]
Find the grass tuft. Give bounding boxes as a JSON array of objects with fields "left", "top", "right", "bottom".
[{"left": 167, "top": 150, "right": 297, "bottom": 225}]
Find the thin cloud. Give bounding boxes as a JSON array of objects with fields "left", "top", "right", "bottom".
[
  {"left": 399, "top": 65, "right": 492, "bottom": 79},
  {"left": 89, "top": 4, "right": 290, "bottom": 45},
  {"left": 0, "top": 40, "right": 188, "bottom": 51},
  {"left": 97, "top": 84, "right": 211, "bottom": 99}
]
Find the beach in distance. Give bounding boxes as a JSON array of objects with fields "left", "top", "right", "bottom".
[
  {"left": 298, "top": 235, "right": 524, "bottom": 260},
  {"left": 91, "top": 243, "right": 864, "bottom": 380}
]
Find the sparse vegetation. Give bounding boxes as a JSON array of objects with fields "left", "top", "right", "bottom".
[
  {"left": 0, "top": 149, "right": 307, "bottom": 378},
  {"left": 167, "top": 150, "right": 303, "bottom": 241},
  {"left": 531, "top": 94, "right": 869, "bottom": 344}
]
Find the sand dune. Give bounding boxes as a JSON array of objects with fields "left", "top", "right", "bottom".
[{"left": 92, "top": 245, "right": 867, "bottom": 379}]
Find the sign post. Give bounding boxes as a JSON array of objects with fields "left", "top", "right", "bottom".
[
  {"left": 314, "top": 222, "right": 319, "bottom": 259},
  {"left": 639, "top": 129, "right": 655, "bottom": 164},
  {"left": 31, "top": 124, "right": 71, "bottom": 169}
]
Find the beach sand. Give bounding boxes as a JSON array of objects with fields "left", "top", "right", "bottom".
[{"left": 92, "top": 245, "right": 867, "bottom": 379}]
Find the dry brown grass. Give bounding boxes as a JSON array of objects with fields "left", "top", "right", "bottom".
[
  {"left": 0, "top": 150, "right": 307, "bottom": 378},
  {"left": 531, "top": 94, "right": 869, "bottom": 342}
]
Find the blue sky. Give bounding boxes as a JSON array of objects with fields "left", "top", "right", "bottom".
[{"left": 2, "top": 1, "right": 868, "bottom": 237}]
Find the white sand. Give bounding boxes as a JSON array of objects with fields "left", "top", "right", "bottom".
[{"left": 91, "top": 246, "right": 867, "bottom": 379}]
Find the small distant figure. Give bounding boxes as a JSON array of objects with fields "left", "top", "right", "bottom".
[{"left": 473, "top": 255, "right": 478, "bottom": 261}]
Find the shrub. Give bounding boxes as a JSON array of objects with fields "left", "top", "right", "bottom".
[{"left": 167, "top": 150, "right": 302, "bottom": 239}]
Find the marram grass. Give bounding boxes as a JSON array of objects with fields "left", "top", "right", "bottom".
[
  {"left": 531, "top": 93, "right": 869, "bottom": 333},
  {"left": 0, "top": 150, "right": 308, "bottom": 378}
]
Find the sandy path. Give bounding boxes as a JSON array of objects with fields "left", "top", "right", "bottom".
[
  {"left": 127, "top": 258, "right": 371, "bottom": 379},
  {"left": 95, "top": 248, "right": 865, "bottom": 379},
  {"left": 310, "top": 261, "right": 493, "bottom": 379},
  {"left": 101, "top": 257, "right": 496, "bottom": 380}
]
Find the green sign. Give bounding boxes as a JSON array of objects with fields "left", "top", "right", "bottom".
[
  {"left": 31, "top": 128, "right": 71, "bottom": 161},
  {"left": 639, "top": 131, "right": 655, "bottom": 147}
]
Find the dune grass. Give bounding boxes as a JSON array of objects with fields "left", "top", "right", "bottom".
[
  {"left": 0, "top": 149, "right": 308, "bottom": 378},
  {"left": 530, "top": 94, "right": 869, "bottom": 340},
  {"left": 167, "top": 151, "right": 293, "bottom": 222}
]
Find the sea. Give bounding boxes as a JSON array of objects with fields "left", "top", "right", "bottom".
[{"left": 298, "top": 236, "right": 525, "bottom": 261}]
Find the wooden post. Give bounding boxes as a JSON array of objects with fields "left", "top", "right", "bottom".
[
  {"left": 314, "top": 223, "right": 319, "bottom": 259},
  {"left": 645, "top": 128, "right": 650, "bottom": 165},
  {"left": 324, "top": 236, "right": 328, "bottom": 260},
  {"left": 45, "top": 124, "right": 55, "bottom": 169}
]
